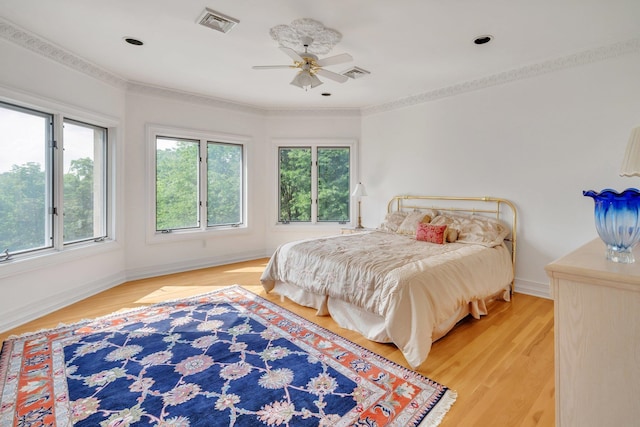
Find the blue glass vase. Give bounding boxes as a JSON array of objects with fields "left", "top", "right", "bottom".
[{"left": 583, "top": 188, "right": 640, "bottom": 263}]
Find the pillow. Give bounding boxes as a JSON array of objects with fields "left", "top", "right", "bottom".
[
  {"left": 396, "top": 209, "right": 439, "bottom": 235},
  {"left": 416, "top": 223, "right": 448, "bottom": 244},
  {"left": 430, "top": 213, "right": 509, "bottom": 247},
  {"left": 446, "top": 227, "right": 458, "bottom": 243},
  {"left": 420, "top": 215, "right": 433, "bottom": 224},
  {"left": 378, "top": 211, "right": 408, "bottom": 233}
]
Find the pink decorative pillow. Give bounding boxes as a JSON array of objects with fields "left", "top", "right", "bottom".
[{"left": 416, "top": 223, "right": 448, "bottom": 244}]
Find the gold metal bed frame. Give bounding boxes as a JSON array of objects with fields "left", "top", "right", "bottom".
[{"left": 387, "top": 195, "right": 517, "bottom": 295}]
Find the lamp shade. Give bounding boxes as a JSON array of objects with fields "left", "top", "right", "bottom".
[
  {"left": 290, "top": 70, "right": 323, "bottom": 90},
  {"left": 620, "top": 126, "right": 640, "bottom": 177},
  {"left": 351, "top": 182, "right": 367, "bottom": 197},
  {"left": 290, "top": 71, "right": 312, "bottom": 88}
]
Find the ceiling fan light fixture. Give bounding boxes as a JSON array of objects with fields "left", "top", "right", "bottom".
[
  {"left": 290, "top": 72, "right": 307, "bottom": 88},
  {"left": 290, "top": 70, "right": 323, "bottom": 90},
  {"left": 310, "top": 74, "right": 323, "bottom": 88}
]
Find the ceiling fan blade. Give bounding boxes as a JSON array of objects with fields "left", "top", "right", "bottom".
[
  {"left": 252, "top": 65, "right": 295, "bottom": 70},
  {"left": 316, "top": 68, "right": 349, "bottom": 83},
  {"left": 316, "top": 53, "right": 353, "bottom": 67},
  {"left": 279, "top": 47, "right": 304, "bottom": 63}
]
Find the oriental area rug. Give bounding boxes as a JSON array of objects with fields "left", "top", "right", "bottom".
[{"left": 0, "top": 285, "right": 456, "bottom": 426}]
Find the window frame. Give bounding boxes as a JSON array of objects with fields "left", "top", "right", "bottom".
[
  {"left": 272, "top": 138, "right": 358, "bottom": 230},
  {"left": 0, "top": 94, "right": 118, "bottom": 269},
  {"left": 61, "top": 118, "right": 109, "bottom": 246},
  {"left": 146, "top": 124, "right": 249, "bottom": 243},
  {"left": 0, "top": 101, "right": 54, "bottom": 255}
]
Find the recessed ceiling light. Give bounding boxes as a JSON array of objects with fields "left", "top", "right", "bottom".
[
  {"left": 124, "top": 37, "right": 144, "bottom": 46},
  {"left": 474, "top": 35, "right": 493, "bottom": 45},
  {"left": 321, "top": 92, "right": 331, "bottom": 97}
]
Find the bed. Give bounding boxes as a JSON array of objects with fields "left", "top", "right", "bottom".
[{"left": 260, "top": 195, "right": 517, "bottom": 369}]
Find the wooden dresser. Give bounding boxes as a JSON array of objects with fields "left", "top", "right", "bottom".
[{"left": 545, "top": 238, "right": 640, "bottom": 427}]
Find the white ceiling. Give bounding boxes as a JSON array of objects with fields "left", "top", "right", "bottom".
[{"left": 2, "top": 0, "right": 640, "bottom": 110}]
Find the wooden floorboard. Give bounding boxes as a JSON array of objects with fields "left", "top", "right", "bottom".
[{"left": 0, "top": 258, "right": 555, "bottom": 426}]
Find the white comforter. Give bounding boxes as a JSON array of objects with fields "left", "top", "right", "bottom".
[{"left": 261, "top": 231, "right": 513, "bottom": 368}]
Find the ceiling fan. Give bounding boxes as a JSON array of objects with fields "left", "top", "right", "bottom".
[{"left": 252, "top": 36, "right": 352, "bottom": 90}]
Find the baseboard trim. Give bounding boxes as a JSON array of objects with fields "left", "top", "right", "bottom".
[
  {"left": 0, "top": 271, "right": 126, "bottom": 334},
  {"left": 0, "top": 251, "right": 272, "bottom": 335},
  {"left": 125, "top": 250, "right": 270, "bottom": 282},
  {"left": 514, "top": 278, "right": 551, "bottom": 299}
]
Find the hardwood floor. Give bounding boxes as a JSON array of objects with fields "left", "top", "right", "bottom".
[{"left": 0, "top": 258, "right": 555, "bottom": 426}]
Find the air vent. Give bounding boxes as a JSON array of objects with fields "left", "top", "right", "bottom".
[
  {"left": 197, "top": 8, "right": 239, "bottom": 34},
  {"left": 342, "top": 66, "right": 371, "bottom": 79}
]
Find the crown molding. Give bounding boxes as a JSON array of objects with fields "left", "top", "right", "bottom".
[
  {"left": 126, "top": 82, "right": 361, "bottom": 117},
  {"left": 126, "top": 81, "right": 267, "bottom": 116},
  {"left": 362, "top": 37, "right": 640, "bottom": 116},
  {"left": 266, "top": 108, "right": 361, "bottom": 117},
  {"left": 2, "top": 17, "right": 639, "bottom": 117},
  {"left": 0, "top": 17, "right": 127, "bottom": 89}
]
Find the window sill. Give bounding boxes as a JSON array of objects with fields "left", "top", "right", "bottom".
[
  {"left": 146, "top": 225, "right": 250, "bottom": 244},
  {"left": 0, "top": 239, "right": 121, "bottom": 280},
  {"left": 270, "top": 223, "right": 352, "bottom": 233}
]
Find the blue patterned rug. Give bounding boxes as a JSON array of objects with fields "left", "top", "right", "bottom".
[{"left": 0, "top": 285, "right": 456, "bottom": 426}]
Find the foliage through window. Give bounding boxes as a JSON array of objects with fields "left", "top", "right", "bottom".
[
  {"left": 0, "top": 101, "right": 109, "bottom": 258},
  {"left": 279, "top": 145, "right": 351, "bottom": 224},
  {"left": 207, "top": 143, "right": 243, "bottom": 226},
  {"left": 155, "top": 137, "right": 200, "bottom": 231},
  {"left": 154, "top": 133, "right": 244, "bottom": 233},
  {"left": 63, "top": 119, "right": 107, "bottom": 243}
]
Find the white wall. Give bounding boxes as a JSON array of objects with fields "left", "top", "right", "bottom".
[
  {"left": 0, "top": 40, "right": 127, "bottom": 331},
  {"left": 124, "top": 91, "right": 269, "bottom": 279},
  {"left": 361, "top": 53, "right": 640, "bottom": 296}
]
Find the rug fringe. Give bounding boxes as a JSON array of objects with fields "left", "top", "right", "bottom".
[{"left": 418, "top": 389, "right": 457, "bottom": 427}]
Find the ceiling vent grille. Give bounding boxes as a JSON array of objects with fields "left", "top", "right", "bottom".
[
  {"left": 342, "top": 66, "right": 371, "bottom": 79},
  {"left": 197, "top": 8, "right": 239, "bottom": 34}
]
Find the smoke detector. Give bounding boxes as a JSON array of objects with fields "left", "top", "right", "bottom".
[
  {"left": 342, "top": 66, "right": 371, "bottom": 79},
  {"left": 197, "top": 8, "right": 239, "bottom": 34}
]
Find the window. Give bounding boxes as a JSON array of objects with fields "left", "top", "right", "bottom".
[
  {"left": 0, "top": 101, "right": 110, "bottom": 259},
  {"left": 317, "top": 147, "right": 350, "bottom": 222},
  {"left": 151, "top": 127, "right": 245, "bottom": 235},
  {"left": 63, "top": 119, "right": 108, "bottom": 243},
  {"left": 155, "top": 137, "right": 200, "bottom": 231},
  {"left": 279, "top": 147, "right": 311, "bottom": 222},
  {"left": 0, "top": 103, "right": 53, "bottom": 254},
  {"left": 207, "top": 142, "right": 243, "bottom": 226},
  {"left": 277, "top": 141, "right": 355, "bottom": 225}
]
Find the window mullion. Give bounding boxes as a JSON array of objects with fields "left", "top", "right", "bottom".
[
  {"left": 51, "top": 114, "right": 64, "bottom": 250},
  {"left": 199, "top": 140, "right": 207, "bottom": 231},
  {"left": 311, "top": 147, "right": 318, "bottom": 224}
]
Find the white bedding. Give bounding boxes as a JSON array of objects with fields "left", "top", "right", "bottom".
[{"left": 260, "top": 230, "right": 513, "bottom": 368}]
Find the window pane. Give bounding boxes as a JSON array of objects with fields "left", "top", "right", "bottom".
[
  {"left": 279, "top": 147, "right": 311, "bottom": 222},
  {"left": 207, "top": 142, "right": 242, "bottom": 226},
  {"left": 0, "top": 102, "right": 52, "bottom": 253},
  {"left": 318, "top": 147, "right": 350, "bottom": 222},
  {"left": 63, "top": 120, "right": 107, "bottom": 243},
  {"left": 156, "top": 137, "right": 199, "bottom": 230}
]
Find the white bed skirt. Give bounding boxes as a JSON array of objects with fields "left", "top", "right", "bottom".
[{"left": 272, "top": 280, "right": 510, "bottom": 359}]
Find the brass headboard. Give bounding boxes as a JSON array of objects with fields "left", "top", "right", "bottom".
[{"left": 387, "top": 195, "right": 517, "bottom": 295}]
